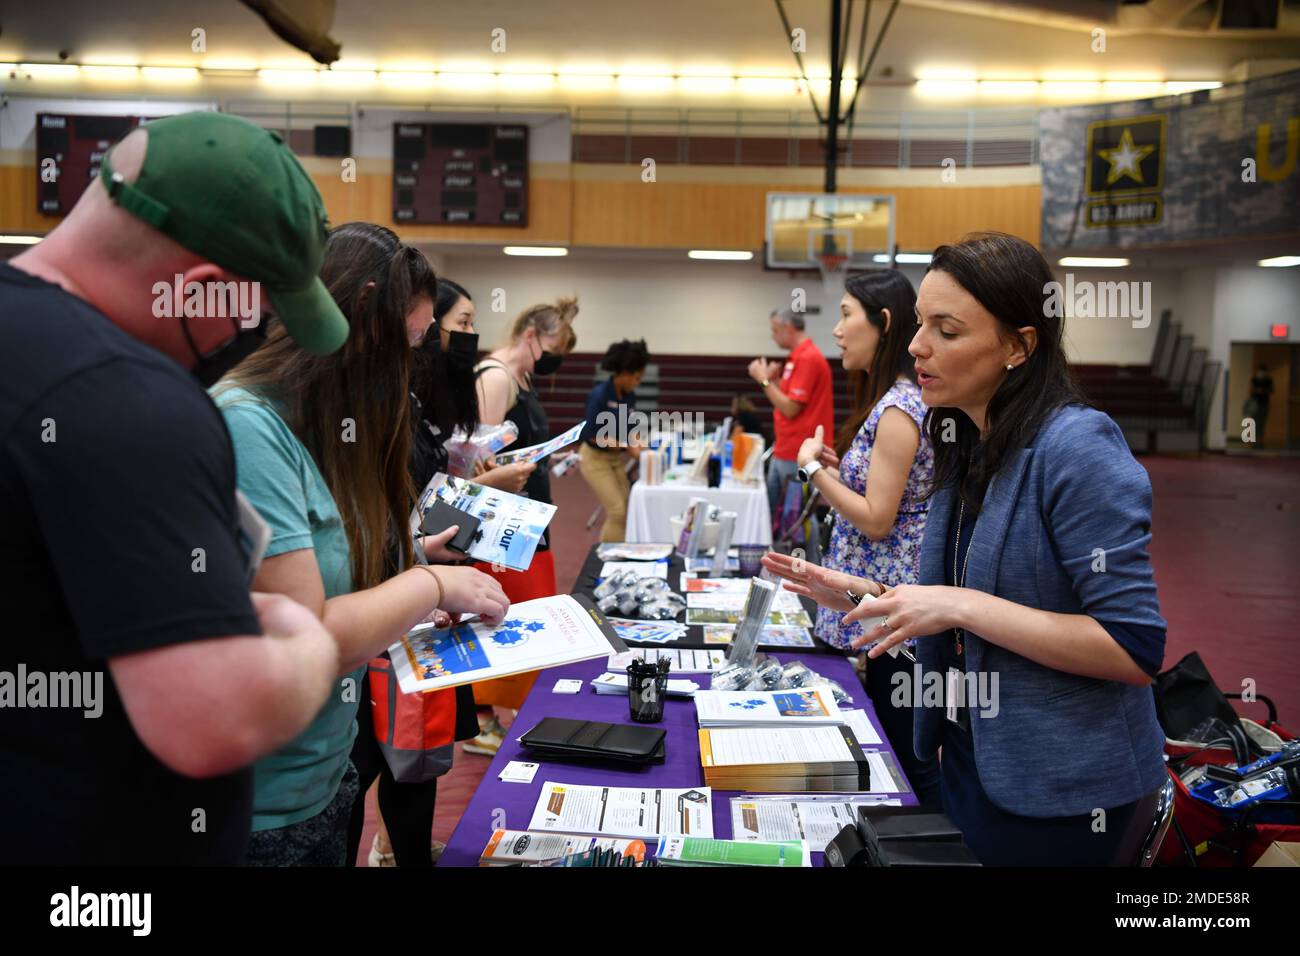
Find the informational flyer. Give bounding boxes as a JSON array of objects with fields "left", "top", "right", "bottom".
[
  {"left": 388, "top": 594, "right": 624, "bottom": 693},
  {"left": 686, "top": 606, "right": 814, "bottom": 628},
  {"left": 528, "top": 783, "right": 714, "bottom": 839},
  {"left": 494, "top": 420, "right": 585, "bottom": 465},
  {"left": 702, "top": 624, "right": 815, "bottom": 648},
  {"left": 414, "top": 472, "right": 556, "bottom": 572},
  {"left": 480, "top": 830, "right": 647, "bottom": 866},
  {"left": 729, "top": 795, "right": 903, "bottom": 845},
  {"left": 655, "top": 836, "right": 810, "bottom": 867},
  {"left": 607, "top": 647, "right": 726, "bottom": 673},
  {"left": 694, "top": 687, "right": 843, "bottom": 727},
  {"left": 598, "top": 542, "right": 674, "bottom": 561}
]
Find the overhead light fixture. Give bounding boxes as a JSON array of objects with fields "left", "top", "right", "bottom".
[
  {"left": 1258, "top": 256, "right": 1300, "bottom": 268},
  {"left": 503, "top": 246, "right": 568, "bottom": 257},
  {"left": 679, "top": 75, "right": 734, "bottom": 94},
  {"left": 379, "top": 70, "right": 436, "bottom": 90},
  {"left": 258, "top": 69, "right": 321, "bottom": 86},
  {"left": 19, "top": 63, "right": 79, "bottom": 79},
  {"left": 915, "top": 78, "right": 977, "bottom": 98},
  {"left": 82, "top": 65, "right": 140, "bottom": 81},
  {"left": 738, "top": 76, "right": 796, "bottom": 96},
  {"left": 1058, "top": 257, "right": 1131, "bottom": 267},
  {"left": 0, "top": 235, "right": 43, "bottom": 245},
  {"left": 1166, "top": 81, "right": 1221, "bottom": 95},
  {"left": 500, "top": 72, "right": 555, "bottom": 91},
  {"left": 872, "top": 253, "right": 932, "bottom": 264},
  {"left": 688, "top": 250, "right": 753, "bottom": 260},
  {"left": 141, "top": 66, "right": 199, "bottom": 82},
  {"left": 558, "top": 73, "right": 614, "bottom": 91},
  {"left": 617, "top": 74, "right": 674, "bottom": 93},
  {"left": 439, "top": 71, "right": 497, "bottom": 91}
]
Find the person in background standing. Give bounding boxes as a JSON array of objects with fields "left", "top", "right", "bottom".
[
  {"left": 579, "top": 338, "right": 649, "bottom": 542},
  {"left": 467, "top": 297, "right": 579, "bottom": 756},
  {"left": 748, "top": 308, "right": 834, "bottom": 517}
]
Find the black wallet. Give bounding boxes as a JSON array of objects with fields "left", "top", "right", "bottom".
[
  {"left": 419, "top": 499, "right": 482, "bottom": 554},
  {"left": 519, "top": 717, "right": 667, "bottom": 765}
]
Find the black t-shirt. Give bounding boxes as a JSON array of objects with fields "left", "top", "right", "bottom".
[{"left": 0, "top": 263, "right": 261, "bottom": 864}]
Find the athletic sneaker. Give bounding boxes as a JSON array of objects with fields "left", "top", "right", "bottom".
[
  {"left": 368, "top": 835, "right": 448, "bottom": 867},
  {"left": 462, "top": 715, "right": 505, "bottom": 756}
]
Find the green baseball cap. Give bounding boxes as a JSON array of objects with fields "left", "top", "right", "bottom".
[{"left": 99, "top": 110, "right": 348, "bottom": 355}]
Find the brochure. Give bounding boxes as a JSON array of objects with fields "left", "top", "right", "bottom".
[
  {"left": 729, "top": 795, "right": 903, "bottom": 845},
  {"left": 702, "top": 624, "right": 816, "bottom": 648},
  {"left": 413, "top": 471, "right": 555, "bottom": 572},
  {"left": 528, "top": 783, "right": 714, "bottom": 839},
  {"left": 694, "top": 687, "right": 844, "bottom": 728},
  {"left": 480, "top": 829, "right": 646, "bottom": 866},
  {"left": 597, "top": 543, "right": 674, "bottom": 561},
  {"left": 494, "top": 420, "right": 585, "bottom": 465},
  {"left": 387, "top": 594, "right": 625, "bottom": 694},
  {"left": 607, "top": 647, "right": 727, "bottom": 673},
  {"left": 655, "top": 836, "right": 810, "bottom": 867}
]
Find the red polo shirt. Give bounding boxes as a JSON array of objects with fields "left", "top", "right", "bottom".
[{"left": 772, "top": 337, "right": 834, "bottom": 460}]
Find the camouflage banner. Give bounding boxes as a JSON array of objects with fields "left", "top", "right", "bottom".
[{"left": 1040, "top": 70, "right": 1300, "bottom": 249}]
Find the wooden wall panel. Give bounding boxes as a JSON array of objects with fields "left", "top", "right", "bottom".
[
  {"left": 2, "top": 158, "right": 1037, "bottom": 250},
  {"left": 570, "top": 177, "right": 1040, "bottom": 250}
]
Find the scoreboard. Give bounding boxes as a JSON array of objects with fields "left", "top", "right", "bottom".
[
  {"left": 392, "top": 123, "right": 528, "bottom": 226},
  {"left": 36, "top": 113, "right": 145, "bottom": 216}
]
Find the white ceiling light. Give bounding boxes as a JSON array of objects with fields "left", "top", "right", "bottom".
[
  {"left": 688, "top": 250, "right": 753, "bottom": 260},
  {"left": 873, "top": 253, "right": 932, "bottom": 264},
  {"left": 1258, "top": 256, "right": 1300, "bottom": 268},
  {"left": 503, "top": 246, "right": 568, "bottom": 257},
  {"left": 1059, "top": 257, "right": 1131, "bottom": 267},
  {"left": 0, "top": 235, "right": 43, "bottom": 244}
]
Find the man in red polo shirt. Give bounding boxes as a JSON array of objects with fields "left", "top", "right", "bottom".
[{"left": 747, "top": 308, "right": 834, "bottom": 515}]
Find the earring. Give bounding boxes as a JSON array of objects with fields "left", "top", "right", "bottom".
[{"left": 1005, "top": 364, "right": 1015, "bottom": 371}]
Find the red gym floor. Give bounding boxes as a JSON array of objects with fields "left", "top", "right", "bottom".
[{"left": 356, "top": 453, "right": 1300, "bottom": 864}]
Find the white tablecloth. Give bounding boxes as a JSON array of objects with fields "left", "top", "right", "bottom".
[{"left": 625, "top": 476, "right": 772, "bottom": 546}]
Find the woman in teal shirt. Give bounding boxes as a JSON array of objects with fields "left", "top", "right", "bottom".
[{"left": 215, "top": 222, "right": 509, "bottom": 865}]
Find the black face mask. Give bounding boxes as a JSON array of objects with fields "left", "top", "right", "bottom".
[
  {"left": 444, "top": 329, "right": 480, "bottom": 371},
  {"left": 532, "top": 341, "right": 563, "bottom": 376},
  {"left": 185, "top": 318, "right": 267, "bottom": 388}
]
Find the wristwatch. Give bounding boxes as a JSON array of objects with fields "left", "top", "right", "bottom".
[
  {"left": 797, "top": 460, "right": 823, "bottom": 483},
  {"left": 760, "top": 378, "right": 771, "bottom": 389}
]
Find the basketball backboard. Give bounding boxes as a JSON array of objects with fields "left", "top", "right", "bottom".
[{"left": 764, "top": 192, "right": 895, "bottom": 271}]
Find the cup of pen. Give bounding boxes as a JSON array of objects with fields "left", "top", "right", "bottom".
[{"left": 626, "top": 657, "right": 670, "bottom": 723}]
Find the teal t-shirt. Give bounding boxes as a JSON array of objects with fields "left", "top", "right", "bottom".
[{"left": 213, "top": 385, "right": 364, "bottom": 832}]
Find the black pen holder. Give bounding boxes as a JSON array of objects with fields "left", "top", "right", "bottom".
[{"left": 626, "top": 658, "right": 669, "bottom": 723}]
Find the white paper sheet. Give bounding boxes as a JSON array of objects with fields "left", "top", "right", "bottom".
[{"left": 527, "top": 783, "right": 714, "bottom": 839}]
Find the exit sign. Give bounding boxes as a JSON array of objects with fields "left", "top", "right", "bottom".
[{"left": 1270, "top": 323, "right": 1290, "bottom": 338}]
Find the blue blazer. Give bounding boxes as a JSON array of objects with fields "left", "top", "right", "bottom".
[{"left": 913, "top": 404, "right": 1167, "bottom": 817}]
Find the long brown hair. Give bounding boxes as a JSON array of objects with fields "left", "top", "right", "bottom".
[
  {"left": 219, "top": 222, "right": 436, "bottom": 587},
  {"left": 922, "top": 232, "right": 1086, "bottom": 512},
  {"left": 834, "top": 270, "right": 919, "bottom": 456}
]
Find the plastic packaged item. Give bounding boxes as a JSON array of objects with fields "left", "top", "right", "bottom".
[
  {"left": 445, "top": 421, "right": 519, "bottom": 477},
  {"left": 597, "top": 593, "right": 623, "bottom": 615},
  {"left": 551, "top": 452, "right": 580, "bottom": 478},
  {"left": 779, "top": 661, "right": 818, "bottom": 688},
  {"left": 633, "top": 579, "right": 671, "bottom": 602},
  {"left": 640, "top": 599, "right": 683, "bottom": 621},
  {"left": 744, "top": 657, "right": 786, "bottom": 691},
  {"left": 594, "top": 570, "right": 635, "bottom": 601},
  {"left": 710, "top": 662, "right": 756, "bottom": 692},
  {"left": 805, "top": 676, "right": 853, "bottom": 705}
]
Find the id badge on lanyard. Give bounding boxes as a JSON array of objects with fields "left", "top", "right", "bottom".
[{"left": 946, "top": 666, "right": 970, "bottom": 731}]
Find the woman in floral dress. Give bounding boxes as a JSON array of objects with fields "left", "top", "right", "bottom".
[{"left": 793, "top": 269, "right": 940, "bottom": 806}]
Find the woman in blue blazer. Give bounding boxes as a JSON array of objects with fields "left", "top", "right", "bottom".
[{"left": 765, "top": 232, "right": 1167, "bottom": 865}]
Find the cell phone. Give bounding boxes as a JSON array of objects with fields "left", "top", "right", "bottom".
[{"left": 419, "top": 499, "right": 481, "bottom": 555}]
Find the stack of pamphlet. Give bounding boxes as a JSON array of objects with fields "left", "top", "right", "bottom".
[
  {"left": 693, "top": 687, "right": 843, "bottom": 728},
  {"left": 698, "top": 724, "right": 873, "bottom": 792}
]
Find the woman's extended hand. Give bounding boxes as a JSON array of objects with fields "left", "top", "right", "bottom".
[
  {"left": 474, "top": 458, "right": 536, "bottom": 493},
  {"left": 432, "top": 566, "right": 509, "bottom": 625},
  {"left": 760, "top": 551, "right": 881, "bottom": 612},
  {"left": 847, "top": 584, "right": 969, "bottom": 656},
  {"left": 796, "top": 425, "right": 826, "bottom": 469},
  {"left": 818, "top": 445, "right": 841, "bottom": 470}
]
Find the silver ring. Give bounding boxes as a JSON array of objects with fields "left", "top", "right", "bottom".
[{"left": 882, "top": 617, "right": 891, "bottom": 630}]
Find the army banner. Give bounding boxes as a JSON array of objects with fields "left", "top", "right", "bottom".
[{"left": 1040, "top": 69, "right": 1300, "bottom": 249}]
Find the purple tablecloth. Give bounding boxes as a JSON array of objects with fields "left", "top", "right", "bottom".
[{"left": 440, "top": 652, "right": 918, "bottom": 867}]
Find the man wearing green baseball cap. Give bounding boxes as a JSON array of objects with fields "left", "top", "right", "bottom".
[{"left": 0, "top": 110, "right": 347, "bottom": 864}]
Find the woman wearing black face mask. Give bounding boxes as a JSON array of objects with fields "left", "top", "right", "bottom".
[
  {"left": 466, "top": 297, "right": 578, "bottom": 755},
  {"left": 410, "top": 280, "right": 534, "bottom": 492}
]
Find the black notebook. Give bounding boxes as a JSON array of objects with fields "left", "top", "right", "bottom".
[{"left": 519, "top": 717, "right": 667, "bottom": 765}]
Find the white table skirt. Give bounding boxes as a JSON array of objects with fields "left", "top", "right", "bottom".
[{"left": 625, "top": 477, "right": 772, "bottom": 546}]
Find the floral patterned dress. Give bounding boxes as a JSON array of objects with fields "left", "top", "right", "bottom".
[{"left": 815, "top": 379, "right": 932, "bottom": 650}]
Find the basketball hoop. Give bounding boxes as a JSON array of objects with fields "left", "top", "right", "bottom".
[{"left": 816, "top": 252, "right": 848, "bottom": 295}]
